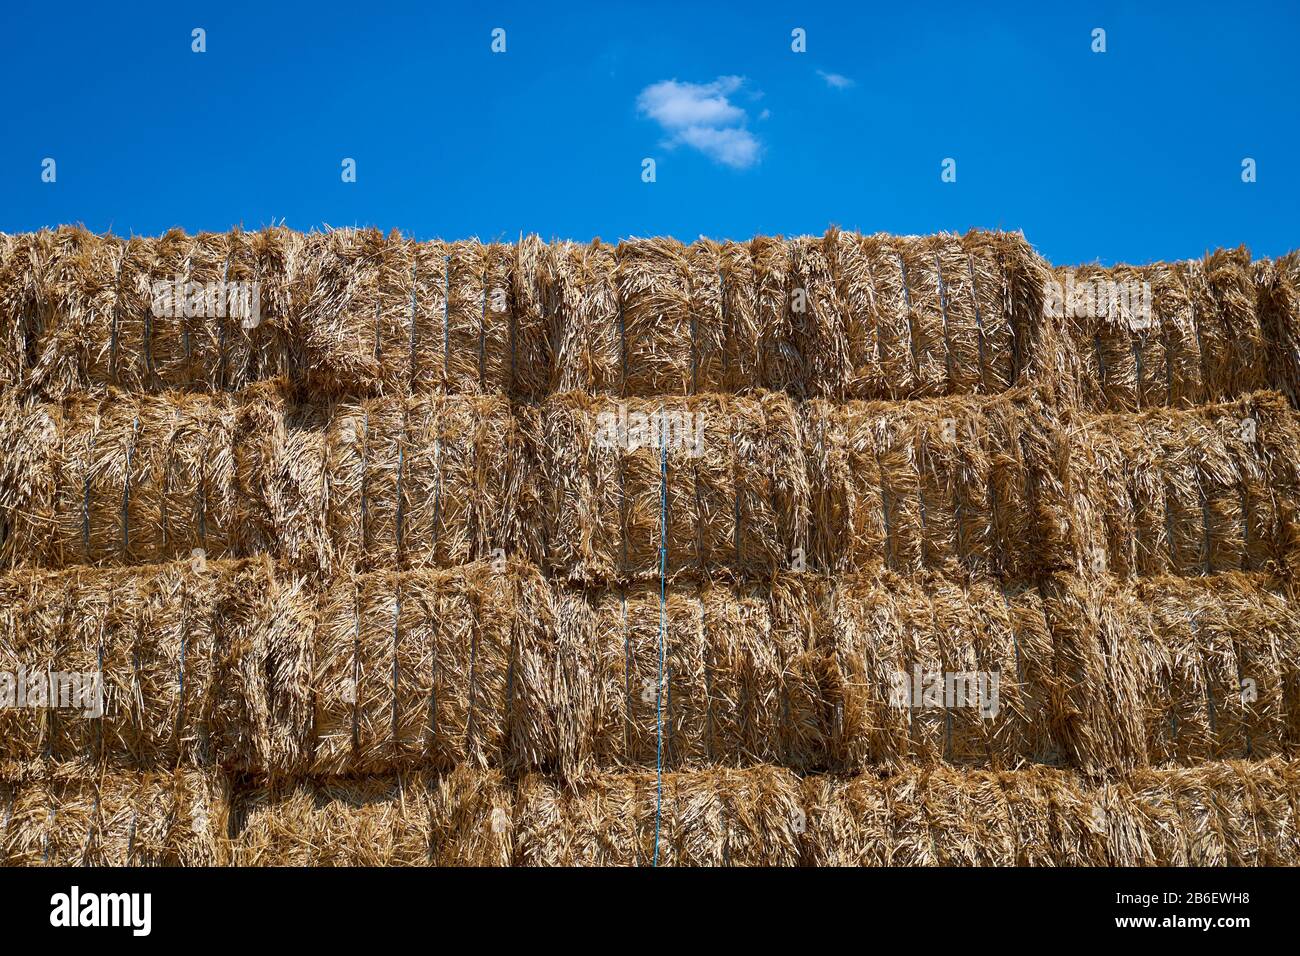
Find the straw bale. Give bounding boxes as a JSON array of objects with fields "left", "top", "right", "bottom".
[
  {"left": 911, "top": 768, "right": 1034, "bottom": 865},
  {"left": 510, "top": 234, "right": 554, "bottom": 400},
  {"left": 1139, "top": 573, "right": 1300, "bottom": 762},
  {"left": 141, "top": 229, "right": 297, "bottom": 393},
  {"left": 1039, "top": 572, "right": 1161, "bottom": 775},
  {"left": 963, "top": 229, "right": 1059, "bottom": 394},
  {"left": 204, "top": 558, "right": 316, "bottom": 775},
  {"left": 229, "top": 766, "right": 512, "bottom": 866},
  {"left": 0, "top": 563, "right": 217, "bottom": 769},
  {"left": 0, "top": 557, "right": 313, "bottom": 774},
  {"left": 310, "top": 561, "right": 555, "bottom": 776},
  {"left": 1054, "top": 251, "right": 1267, "bottom": 412},
  {"left": 428, "top": 764, "right": 515, "bottom": 865},
  {"left": 546, "top": 237, "right": 791, "bottom": 396},
  {"left": 1258, "top": 252, "right": 1300, "bottom": 405},
  {"left": 232, "top": 774, "right": 434, "bottom": 866},
  {"left": 17, "top": 228, "right": 540, "bottom": 399},
  {"left": 440, "top": 238, "right": 514, "bottom": 394},
  {"left": 0, "top": 396, "right": 59, "bottom": 569},
  {"left": 801, "top": 761, "right": 1300, "bottom": 867},
  {"left": 800, "top": 772, "right": 893, "bottom": 865},
  {"left": 997, "top": 763, "right": 1095, "bottom": 865},
  {"left": 320, "top": 392, "right": 536, "bottom": 572},
  {"left": 802, "top": 766, "right": 1064, "bottom": 866},
  {"left": 552, "top": 579, "right": 821, "bottom": 775},
  {"left": 824, "top": 573, "right": 1055, "bottom": 771},
  {"left": 830, "top": 230, "right": 1048, "bottom": 401},
  {"left": 0, "top": 230, "right": 55, "bottom": 393},
  {"left": 549, "top": 585, "right": 708, "bottom": 773},
  {"left": 0, "top": 557, "right": 413, "bottom": 778},
  {"left": 540, "top": 391, "right": 808, "bottom": 582},
  {"left": 551, "top": 572, "right": 1081, "bottom": 776},
  {"left": 804, "top": 388, "right": 1070, "bottom": 578},
  {"left": 1062, "top": 391, "right": 1300, "bottom": 578},
  {"left": 514, "top": 765, "right": 804, "bottom": 866},
  {"left": 1126, "top": 759, "right": 1300, "bottom": 865},
  {"left": 2, "top": 388, "right": 537, "bottom": 573},
  {"left": 716, "top": 239, "right": 772, "bottom": 392},
  {"left": 616, "top": 238, "right": 703, "bottom": 395},
  {"left": 229, "top": 383, "right": 333, "bottom": 569},
  {"left": 747, "top": 235, "right": 802, "bottom": 391},
  {"left": 295, "top": 228, "right": 416, "bottom": 395},
  {"left": 788, "top": 232, "right": 850, "bottom": 397},
  {"left": 30, "top": 228, "right": 142, "bottom": 396},
  {"left": 26, "top": 228, "right": 301, "bottom": 398},
  {"left": 296, "top": 230, "right": 472, "bottom": 395},
  {"left": 1042, "top": 571, "right": 1300, "bottom": 772},
  {"left": 5, "top": 391, "right": 241, "bottom": 568},
  {"left": 767, "top": 574, "right": 834, "bottom": 768},
  {"left": 544, "top": 240, "right": 623, "bottom": 394},
  {"left": 0, "top": 767, "right": 227, "bottom": 866}
]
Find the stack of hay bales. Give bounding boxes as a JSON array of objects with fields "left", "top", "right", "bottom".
[{"left": 1, "top": 226, "right": 1298, "bottom": 866}]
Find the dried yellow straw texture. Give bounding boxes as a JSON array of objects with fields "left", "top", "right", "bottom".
[
  {"left": 511, "top": 235, "right": 554, "bottom": 399},
  {"left": 313, "top": 392, "right": 536, "bottom": 573},
  {"left": 0, "top": 388, "right": 537, "bottom": 573},
  {"left": 1062, "top": 391, "right": 1300, "bottom": 579},
  {"left": 296, "top": 229, "right": 418, "bottom": 396},
  {"left": 542, "top": 240, "right": 622, "bottom": 394},
  {"left": 828, "top": 230, "right": 1052, "bottom": 401},
  {"left": 1118, "top": 759, "right": 1300, "bottom": 865},
  {"left": 541, "top": 237, "right": 797, "bottom": 396},
  {"left": 25, "top": 227, "right": 302, "bottom": 399},
  {"left": 615, "top": 238, "right": 719, "bottom": 395},
  {"left": 0, "top": 395, "right": 59, "bottom": 566},
  {"left": 532, "top": 229, "right": 1048, "bottom": 399},
  {"left": 297, "top": 232, "right": 517, "bottom": 396},
  {"left": 5, "top": 760, "right": 1295, "bottom": 866},
  {"left": 203, "top": 559, "right": 317, "bottom": 775},
  {"left": 1257, "top": 252, "right": 1300, "bottom": 405},
  {"left": 1052, "top": 252, "right": 1267, "bottom": 412},
  {"left": 804, "top": 389, "right": 1071, "bottom": 578},
  {"left": 0, "top": 563, "right": 216, "bottom": 770},
  {"left": 514, "top": 765, "right": 804, "bottom": 866},
  {"left": 540, "top": 391, "right": 808, "bottom": 583},
  {"left": 0, "top": 557, "right": 315, "bottom": 775},
  {"left": 0, "top": 232, "right": 55, "bottom": 393},
  {"left": 229, "top": 766, "right": 511, "bottom": 866},
  {"left": 4, "top": 228, "right": 537, "bottom": 400},
  {"left": 310, "top": 561, "right": 556, "bottom": 776},
  {"left": 0, "top": 391, "right": 242, "bottom": 570},
  {"left": 824, "top": 572, "right": 1055, "bottom": 772},
  {"left": 0, "top": 767, "right": 228, "bottom": 865},
  {"left": 804, "top": 759, "right": 1300, "bottom": 866},
  {"left": 1040, "top": 571, "right": 1300, "bottom": 774},
  {"left": 550, "top": 577, "right": 825, "bottom": 777}
]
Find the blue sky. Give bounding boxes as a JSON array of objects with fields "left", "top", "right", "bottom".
[{"left": 1, "top": 1, "right": 1295, "bottom": 264}]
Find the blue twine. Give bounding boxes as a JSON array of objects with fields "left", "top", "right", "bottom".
[{"left": 654, "top": 431, "right": 667, "bottom": 867}]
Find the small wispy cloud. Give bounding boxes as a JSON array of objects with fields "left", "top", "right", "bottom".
[
  {"left": 637, "top": 76, "right": 762, "bottom": 169},
  {"left": 817, "top": 69, "right": 855, "bottom": 90}
]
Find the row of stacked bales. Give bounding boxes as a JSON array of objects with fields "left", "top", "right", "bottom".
[
  {"left": 4, "top": 228, "right": 1298, "bottom": 408},
  {"left": 2, "top": 226, "right": 1300, "bottom": 866},
  {"left": 4, "top": 387, "right": 1297, "bottom": 581},
  {"left": 3, "top": 558, "right": 1298, "bottom": 778},
  {"left": 5, "top": 760, "right": 1298, "bottom": 866}
]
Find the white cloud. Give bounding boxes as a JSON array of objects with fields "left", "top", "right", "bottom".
[
  {"left": 637, "top": 76, "right": 762, "bottom": 169},
  {"left": 817, "top": 70, "right": 855, "bottom": 90},
  {"left": 672, "top": 126, "right": 761, "bottom": 169}
]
